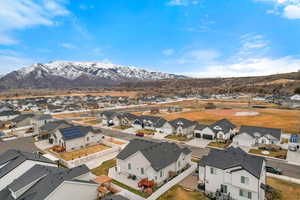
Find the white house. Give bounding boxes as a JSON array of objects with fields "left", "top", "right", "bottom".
[
  {"left": 198, "top": 147, "right": 266, "bottom": 200},
  {"left": 0, "top": 164, "right": 99, "bottom": 200},
  {"left": 133, "top": 115, "right": 173, "bottom": 134},
  {"left": 115, "top": 139, "right": 192, "bottom": 185},
  {"left": 0, "top": 149, "right": 56, "bottom": 191},
  {"left": 290, "top": 94, "right": 300, "bottom": 101},
  {"left": 169, "top": 118, "right": 197, "bottom": 138},
  {"left": 50, "top": 126, "right": 103, "bottom": 151},
  {"left": 233, "top": 126, "right": 282, "bottom": 147},
  {"left": 194, "top": 124, "right": 215, "bottom": 140},
  {"left": 210, "top": 119, "right": 237, "bottom": 141}
]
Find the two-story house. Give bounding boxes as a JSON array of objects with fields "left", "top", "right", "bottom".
[
  {"left": 50, "top": 126, "right": 103, "bottom": 151},
  {"left": 115, "top": 139, "right": 192, "bottom": 186},
  {"left": 133, "top": 115, "right": 173, "bottom": 134},
  {"left": 169, "top": 118, "right": 197, "bottom": 138},
  {"left": 210, "top": 119, "right": 237, "bottom": 141},
  {"left": 199, "top": 147, "right": 266, "bottom": 200},
  {"left": 233, "top": 126, "right": 282, "bottom": 147}
]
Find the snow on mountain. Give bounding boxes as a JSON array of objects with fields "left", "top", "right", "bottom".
[
  {"left": 16, "top": 61, "right": 183, "bottom": 81},
  {"left": 0, "top": 61, "right": 186, "bottom": 90}
]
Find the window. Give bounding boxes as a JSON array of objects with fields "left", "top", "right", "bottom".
[
  {"left": 241, "top": 176, "right": 249, "bottom": 184},
  {"left": 128, "top": 163, "right": 131, "bottom": 170},
  {"left": 86, "top": 137, "right": 90, "bottom": 142},
  {"left": 210, "top": 167, "right": 217, "bottom": 175},
  {"left": 160, "top": 170, "right": 163, "bottom": 177},
  {"left": 141, "top": 168, "right": 144, "bottom": 175},
  {"left": 239, "top": 189, "right": 252, "bottom": 199},
  {"left": 178, "top": 161, "right": 181, "bottom": 168},
  {"left": 221, "top": 184, "right": 227, "bottom": 193}
]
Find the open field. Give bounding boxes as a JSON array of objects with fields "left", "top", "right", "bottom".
[
  {"left": 55, "top": 144, "right": 110, "bottom": 161},
  {"left": 52, "top": 112, "right": 90, "bottom": 119},
  {"left": 157, "top": 185, "right": 208, "bottom": 200},
  {"left": 152, "top": 108, "right": 300, "bottom": 133},
  {"left": 267, "top": 177, "right": 300, "bottom": 200}
]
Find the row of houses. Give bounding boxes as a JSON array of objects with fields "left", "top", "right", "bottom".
[{"left": 98, "top": 111, "right": 283, "bottom": 147}]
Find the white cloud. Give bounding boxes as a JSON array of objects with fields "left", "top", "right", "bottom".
[
  {"left": 60, "top": 43, "right": 76, "bottom": 49},
  {"left": 0, "top": 50, "right": 34, "bottom": 74},
  {"left": 0, "top": 0, "right": 70, "bottom": 45},
  {"left": 167, "top": 0, "right": 198, "bottom": 6},
  {"left": 283, "top": 5, "right": 300, "bottom": 19},
  {"left": 175, "top": 49, "right": 220, "bottom": 64},
  {"left": 162, "top": 49, "right": 175, "bottom": 56},
  {"left": 184, "top": 56, "right": 300, "bottom": 77}
]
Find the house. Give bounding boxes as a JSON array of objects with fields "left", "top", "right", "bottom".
[
  {"left": 0, "top": 149, "right": 56, "bottom": 191},
  {"left": 198, "top": 147, "right": 266, "bottom": 200},
  {"left": 11, "top": 113, "right": 35, "bottom": 128},
  {"left": 50, "top": 126, "right": 103, "bottom": 151},
  {"left": 32, "top": 114, "right": 53, "bottom": 129},
  {"left": 0, "top": 164, "right": 99, "bottom": 200},
  {"left": 233, "top": 126, "right": 282, "bottom": 147},
  {"left": 0, "top": 104, "right": 14, "bottom": 112},
  {"left": 210, "top": 119, "right": 237, "bottom": 141},
  {"left": 98, "top": 111, "right": 137, "bottom": 127},
  {"left": 169, "top": 118, "right": 197, "bottom": 138},
  {"left": 39, "top": 120, "right": 73, "bottom": 140},
  {"left": 115, "top": 139, "right": 192, "bottom": 185},
  {"left": 0, "top": 111, "right": 20, "bottom": 121},
  {"left": 290, "top": 94, "right": 300, "bottom": 101},
  {"left": 133, "top": 115, "right": 173, "bottom": 134},
  {"left": 194, "top": 124, "right": 215, "bottom": 140}
]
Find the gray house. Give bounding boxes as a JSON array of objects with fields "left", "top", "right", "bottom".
[
  {"left": 233, "top": 126, "right": 282, "bottom": 147},
  {"left": 0, "top": 164, "right": 98, "bottom": 200},
  {"left": 133, "top": 115, "right": 173, "bottom": 134},
  {"left": 11, "top": 113, "right": 35, "bottom": 128}
]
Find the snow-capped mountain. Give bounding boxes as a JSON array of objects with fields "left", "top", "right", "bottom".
[{"left": 0, "top": 61, "right": 186, "bottom": 90}]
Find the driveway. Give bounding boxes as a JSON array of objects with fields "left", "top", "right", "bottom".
[
  {"left": 179, "top": 175, "right": 198, "bottom": 190},
  {"left": 287, "top": 150, "right": 300, "bottom": 166},
  {"left": 185, "top": 138, "right": 211, "bottom": 148}
]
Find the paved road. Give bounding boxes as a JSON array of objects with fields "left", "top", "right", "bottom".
[{"left": 100, "top": 128, "right": 300, "bottom": 179}]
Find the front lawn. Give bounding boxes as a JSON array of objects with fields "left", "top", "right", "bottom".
[
  {"left": 267, "top": 177, "right": 300, "bottom": 200},
  {"left": 208, "top": 141, "right": 231, "bottom": 149},
  {"left": 165, "top": 135, "right": 189, "bottom": 141},
  {"left": 136, "top": 129, "right": 156, "bottom": 135},
  {"left": 249, "top": 149, "right": 287, "bottom": 159},
  {"left": 112, "top": 179, "right": 150, "bottom": 198},
  {"left": 157, "top": 185, "right": 208, "bottom": 200},
  {"left": 113, "top": 125, "right": 132, "bottom": 130},
  {"left": 91, "top": 158, "right": 116, "bottom": 176}
]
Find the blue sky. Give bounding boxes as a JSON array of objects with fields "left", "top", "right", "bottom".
[{"left": 0, "top": 0, "right": 300, "bottom": 77}]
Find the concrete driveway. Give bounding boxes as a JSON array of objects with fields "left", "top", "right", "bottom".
[{"left": 185, "top": 138, "right": 211, "bottom": 148}]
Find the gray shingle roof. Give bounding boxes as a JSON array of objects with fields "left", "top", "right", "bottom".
[
  {"left": 135, "top": 115, "right": 168, "bottom": 128},
  {"left": 0, "top": 164, "right": 90, "bottom": 200},
  {"left": 40, "top": 120, "right": 72, "bottom": 132},
  {"left": 199, "top": 147, "right": 264, "bottom": 179},
  {"left": 169, "top": 118, "right": 196, "bottom": 129},
  {"left": 102, "top": 195, "right": 130, "bottom": 200},
  {"left": 238, "top": 125, "right": 281, "bottom": 140},
  {"left": 0, "top": 149, "right": 54, "bottom": 179},
  {"left": 12, "top": 114, "right": 35, "bottom": 123},
  {"left": 210, "top": 119, "right": 236, "bottom": 134},
  {"left": 117, "top": 139, "right": 191, "bottom": 171},
  {"left": 59, "top": 125, "right": 102, "bottom": 140}
]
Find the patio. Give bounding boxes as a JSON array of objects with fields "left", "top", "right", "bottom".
[{"left": 108, "top": 167, "right": 141, "bottom": 190}]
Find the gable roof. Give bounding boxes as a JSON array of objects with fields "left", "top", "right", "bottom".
[
  {"left": 11, "top": 114, "right": 35, "bottom": 123},
  {"left": 169, "top": 118, "right": 196, "bottom": 129},
  {"left": 194, "top": 123, "right": 208, "bottom": 131},
  {"left": 40, "top": 120, "right": 72, "bottom": 132},
  {"left": 238, "top": 125, "right": 281, "bottom": 140},
  {"left": 135, "top": 115, "right": 168, "bottom": 128},
  {"left": 59, "top": 126, "right": 102, "bottom": 140},
  {"left": 0, "top": 150, "right": 54, "bottom": 179},
  {"left": 199, "top": 147, "right": 264, "bottom": 179},
  {"left": 0, "top": 164, "right": 90, "bottom": 200},
  {"left": 117, "top": 139, "right": 191, "bottom": 171},
  {"left": 210, "top": 119, "right": 236, "bottom": 133}
]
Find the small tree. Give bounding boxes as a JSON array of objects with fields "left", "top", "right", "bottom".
[{"left": 294, "top": 87, "right": 300, "bottom": 94}]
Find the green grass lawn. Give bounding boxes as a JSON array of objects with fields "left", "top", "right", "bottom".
[
  {"left": 249, "top": 149, "right": 287, "bottom": 159},
  {"left": 157, "top": 185, "right": 208, "bottom": 200},
  {"left": 112, "top": 179, "right": 150, "bottom": 198},
  {"left": 136, "top": 129, "right": 156, "bottom": 135},
  {"left": 165, "top": 135, "right": 189, "bottom": 141},
  {"left": 208, "top": 141, "right": 231, "bottom": 149},
  {"left": 91, "top": 159, "right": 116, "bottom": 176}
]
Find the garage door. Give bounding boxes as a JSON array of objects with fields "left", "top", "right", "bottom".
[
  {"left": 203, "top": 134, "right": 213, "bottom": 140},
  {"left": 195, "top": 133, "right": 201, "bottom": 138}
]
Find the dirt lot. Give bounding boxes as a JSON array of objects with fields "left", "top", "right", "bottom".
[
  {"left": 157, "top": 185, "right": 208, "bottom": 200},
  {"left": 104, "top": 138, "right": 125, "bottom": 145},
  {"left": 267, "top": 177, "right": 300, "bottom": 200},
  {"left": 55, "top": 144, "right": 110, "bottom": 161},
  {"left": 153, "top": 108, "right": 300, "bottom": 133}
]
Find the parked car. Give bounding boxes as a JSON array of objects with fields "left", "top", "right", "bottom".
[
  {"left": 288, "top": 145, "right": 298, "bottom": 152},
  {"left": 265, "top": 166, "right": 282, "bottom": 175},
  {"left": 136, "top": 132, "right": 144, "bottom": 137}
]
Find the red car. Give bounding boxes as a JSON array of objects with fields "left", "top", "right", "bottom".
[{"left": 136, "top": 132, "right": 144, "bottom": 137}]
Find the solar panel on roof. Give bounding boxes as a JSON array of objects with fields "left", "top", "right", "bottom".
[{"left": 60, "top": 127, "right": 85, "bottom": 140}]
